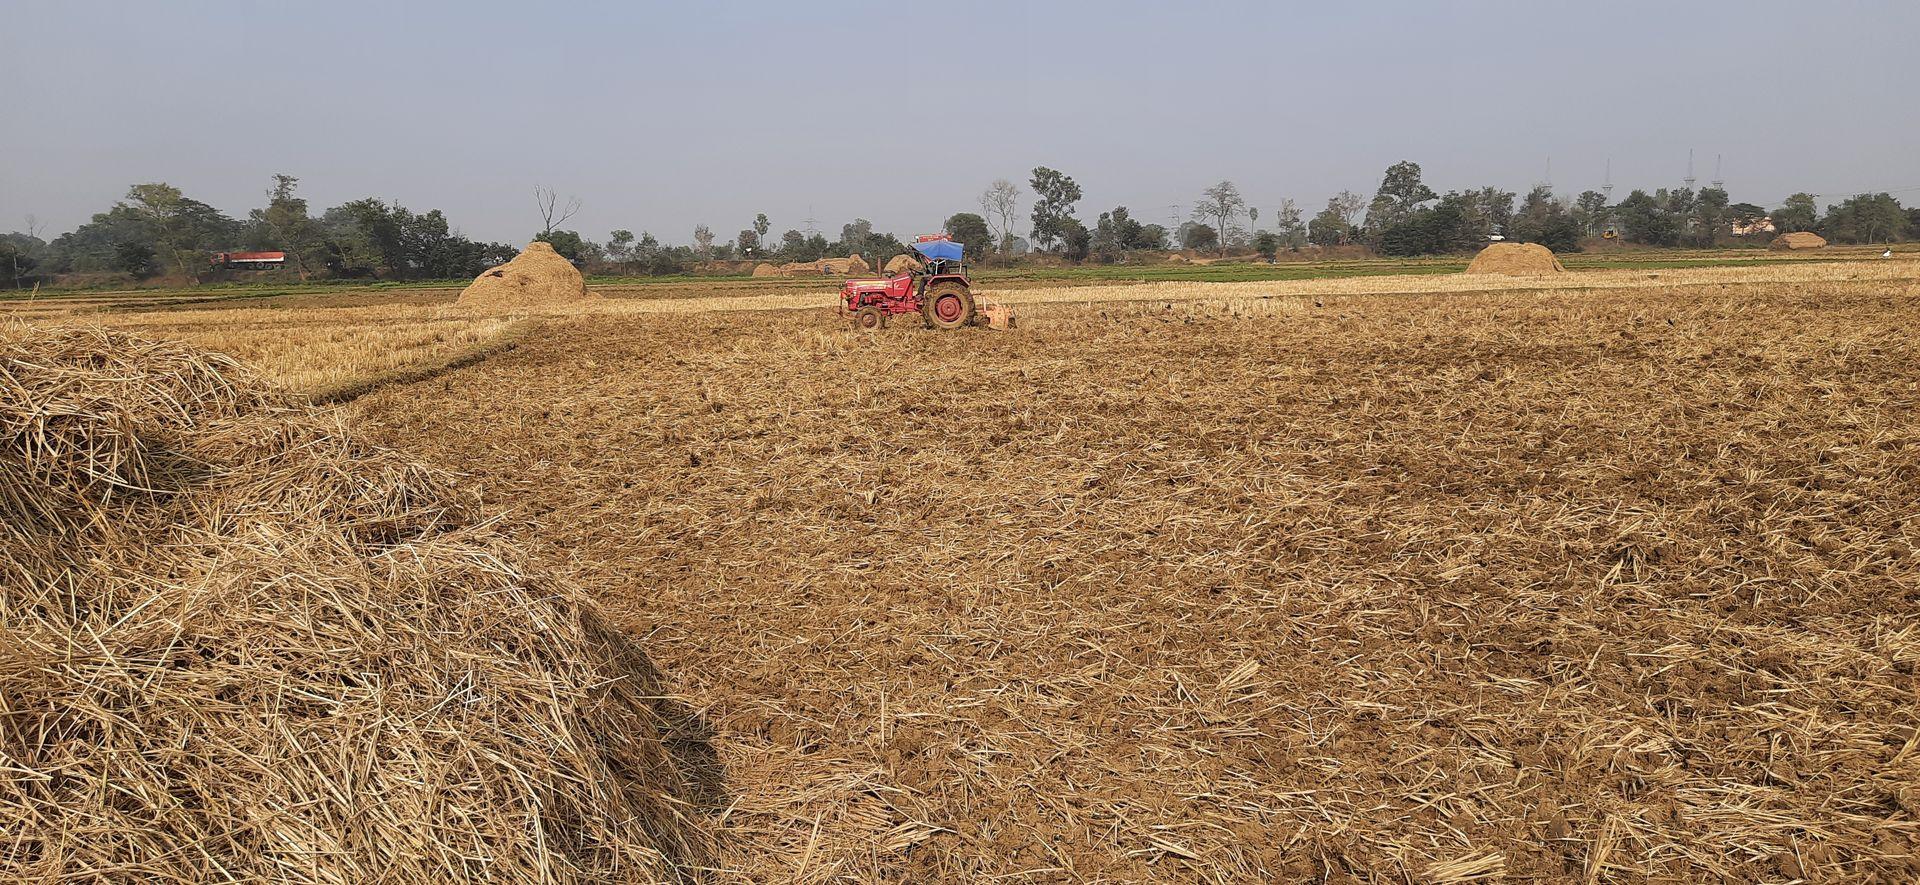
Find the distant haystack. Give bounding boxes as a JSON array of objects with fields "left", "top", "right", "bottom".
[
  {"left": 755, "top": 254, "right": 873, "bottom": 277},
  {"left": 1771, "top": 231, "right": 1828, "bottom": 251},
  {"left": 457, "top": 241, "right": 596, "bottom": 309},
  {"left": 1465, "top": 242, "right": 1568, "bottom": 276},
  {"left": 884, "top": 254, "right": 920, "bottom": 274}
]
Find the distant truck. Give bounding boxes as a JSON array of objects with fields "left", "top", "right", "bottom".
[{"left": 209, "top": 251, "right": 286, "bottom": 269}]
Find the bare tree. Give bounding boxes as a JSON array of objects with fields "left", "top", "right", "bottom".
[
  {"left": 25, "top": 214, "right": 44, "bottom": 239},
  {"left": 1193, "top": 181, "right": 1246, "bottom": 256},
  {"left": 1332, "top": 190, "right": 1366, "bottom": 230},
  {"left": 534, "top": 186, "right": 581, "bottom": 236},
  {"left": 692, "top": 224, "right": 715, "bottom": 257},
  {"left": 979, "top": 179, "right": 1021, "bottom": 254}
]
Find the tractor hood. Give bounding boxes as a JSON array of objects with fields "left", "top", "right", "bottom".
[{"left": 911, "top": 239, "right": 964, "bottom": 263}]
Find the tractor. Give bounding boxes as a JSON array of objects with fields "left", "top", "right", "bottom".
[{"left": 840, "top": 235, "right": 1011, "bottom": 331}]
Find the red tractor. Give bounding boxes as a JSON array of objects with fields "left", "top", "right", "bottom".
[{"left": 841, "top": 235, "right": 1009, "bottom": 330}]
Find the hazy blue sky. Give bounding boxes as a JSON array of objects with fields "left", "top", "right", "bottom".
[{"left": 6, "top": 0, "right": 1917, "bottom": 245}]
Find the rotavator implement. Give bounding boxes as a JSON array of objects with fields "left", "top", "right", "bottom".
[{"left": 839, "top": 235, "right": 1013, "bottom": 331}]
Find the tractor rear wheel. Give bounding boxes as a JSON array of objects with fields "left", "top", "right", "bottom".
[
  {"left": 921, "top": 282, "right": 975, "bottom": 331},
  {"left": 854, "top": 306, "right": 886, "bottom": 330}
]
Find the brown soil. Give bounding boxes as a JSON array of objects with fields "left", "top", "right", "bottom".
[
  {"left": 1466, "top": 242, "right": 1568, "bottom": 275},
  {"left": 350, "top": 283, "right": 1920, "bottom": 882},
  {"left": 1772, "top": 231, "right": 1829, "bottom": 250},
  {"left": 457, "top": 241, "right": 596, "bottom": 309}
]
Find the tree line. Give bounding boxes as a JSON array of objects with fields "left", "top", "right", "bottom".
[
  {"left": 1, "top": 176, "right": 518, "bottom": 287},
  {"left": 5, "top": 166, "right": 1917, "bottom": 288}
]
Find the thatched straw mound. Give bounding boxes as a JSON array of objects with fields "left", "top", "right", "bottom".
[
  {"left": 884, "top": 254, "right": 919, "bottom": 274},
  {"left": 1164, "top": 253, "right": 1189, "bottom": 264},
  {"left": 1465, "top": 242, "right": 1568, "bottom": 275},
  {"left": 1771, "top": 231, "right": 1828, "bottom": 250},
  {"left": 751, "top": 262, "right": 780, "bottom": 277},
  {"left": 0, "top": 326, "right": 707, "bottom": 882},
  {"left": 457, "top": 241, "right": 596, "bottom": 309}
]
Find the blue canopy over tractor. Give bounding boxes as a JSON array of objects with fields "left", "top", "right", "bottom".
[{"left": 911, "top": 239, "right": 964, "bottom": 263}]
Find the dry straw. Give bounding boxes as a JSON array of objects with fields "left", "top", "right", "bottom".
[
  {"left": 349, "top": 279, "right": 1920, "bottom": 881},
  {"left": 0, "top": 324, "right": 711, "bottom": 882}
]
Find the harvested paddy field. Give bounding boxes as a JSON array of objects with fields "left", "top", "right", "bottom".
[{"left": 342, "top": 277, "right": 1920, "bottom": 882}]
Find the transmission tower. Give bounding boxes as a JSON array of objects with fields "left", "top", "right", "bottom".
[
  {"left": 1602, "top": 158, "right": 1614, "bottom": 203},
  {"left": 802, "top": 204, "right": 819, "bottom": 238},
  {"left": 1683, "top": 149, "right": 1697, "bottom": 191},
  {"left": 1710, "top": 154, "right": 1724, "bottom": 191}
]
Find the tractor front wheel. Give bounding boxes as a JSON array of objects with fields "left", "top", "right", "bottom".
[
  {"left": 854, "top": 306, "right": 886, "bottom": 330},
  {"left": 921, "top": 282, "right": 976, "bottom": 331}
]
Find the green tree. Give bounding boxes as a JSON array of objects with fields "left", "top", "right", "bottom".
[
  {"left": 607, "top": 229, "right": 637, "bottom": 262},
  {"left": 780, "top": 229, "right": 806, "bottom": 258},
  {"left": 1615, "top": 190, "right": 1679, "bottom": 246},
  {"left": 732, "top": 228, "right": 758, "bottom": 259},
  {"left": 1253, "top": 231, "right": 1280, "bottom": 259},
  {"left": 943, "top": 212, "right": 992, "bottom": 260},
  {"left": 1573, "top": 191, "right": 1609, "bottom": 237},
  {"left": 1363, "top": 161, "right": 1437, "bottom": 238},
  {"left": 535, "top": 229, "right": 586, "bottom": 261},
  {"left": 1773, "top": 193, "right": 1819, "bottom": 233},
  {"left": 753, "top": 213, "right": 770, "bottom": 242},
  {"left": 1180, "top": 222, "right": 1218, "bottom": 251},
  {"left": 0, "top": 236, "right": 40, "bottom": 287},
  {"left": 1508, "top": 186, "right": 1567, "bottom": 245},
  {"left": 1307, "top": 199, "right": 1350, "bottom": 247},
  {"left": 1028, "top": 166, "right": 1083, "bottom": 251},
  {"left": 257, "top": 174, "right": 328, "bottom": 278},
  {"left": 1059, "top": 218, "right": 1091, "bottom": 261},
  {"left": 1274, "top": 199, "right": 1305, "bottom": 249},
  {"left": 125, "top": 183, "right": 241, "bottom": 276},
  {"left": 1821, "top": 193, "right": 1907, "bottom": 244},
  {"left": 114, "top": 240, "right": 157, "bottom": 276},
  {"left": 692, "top": 224, "right": 715, "bottom": 257},
  {"left": 1689, "top": 186, "right": 1730, "bottom": 246}
]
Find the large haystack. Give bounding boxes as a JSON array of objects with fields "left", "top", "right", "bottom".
[
  {"left": 751, "top": 262, "right": 780, "bottom": 277},
  {"left": 1771, "top": 231, "right": 1828, "bottom": 250},
  {"left": 457, "top": 241, "right": 595, "bottom": 309},
  {"left": 1465, "top": 242, "right": 1568, "bottom": 276},
  {"left": 0, "top": 326, "right": 707, "bottom": 882},
  {"left": 884, "top": 254, "right": 919, "bottom": 274}
]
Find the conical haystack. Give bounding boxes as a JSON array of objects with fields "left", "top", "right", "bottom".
[
  {"left": 458, "top": 241, "right": 596, "bottom": 309},
  {"left": 1770, "top": 231, "right": 1827, "bottom": 251},
  {"left": 751, "top": 262, "right": 780, "bottom": 277},
  {"left": 1465, "top": 242, "right": 1567, "bottom": 276},
  {"left": 0, "top": 326, "right": 708, "bottom": 881}
]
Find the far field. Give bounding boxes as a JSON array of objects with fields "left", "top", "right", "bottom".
[{"left": 10, "top": 252, "right": 1920, "bottom": 881}]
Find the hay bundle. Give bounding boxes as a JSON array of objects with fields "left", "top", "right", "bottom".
[
  {"left": 1771, "top": 231, "right": 1828, "bottom": 250},
  {"left": 1465, "top": 242, "right": 1568, "bottom": 276},
  {"left": 0, "top": 325, "right": 707, "bottom": 882},
  {"left": 457, "top": 241, "right": 596, "bottom": 309},
  {"left": 1164, "top": 253, "right": 1189, "bottom": 264},
  {"left": 751, "top": 262, "right": 780, "bottom": 277},
  {"left": 884, "top": 254, "right": 919, "bottom": 274}
]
